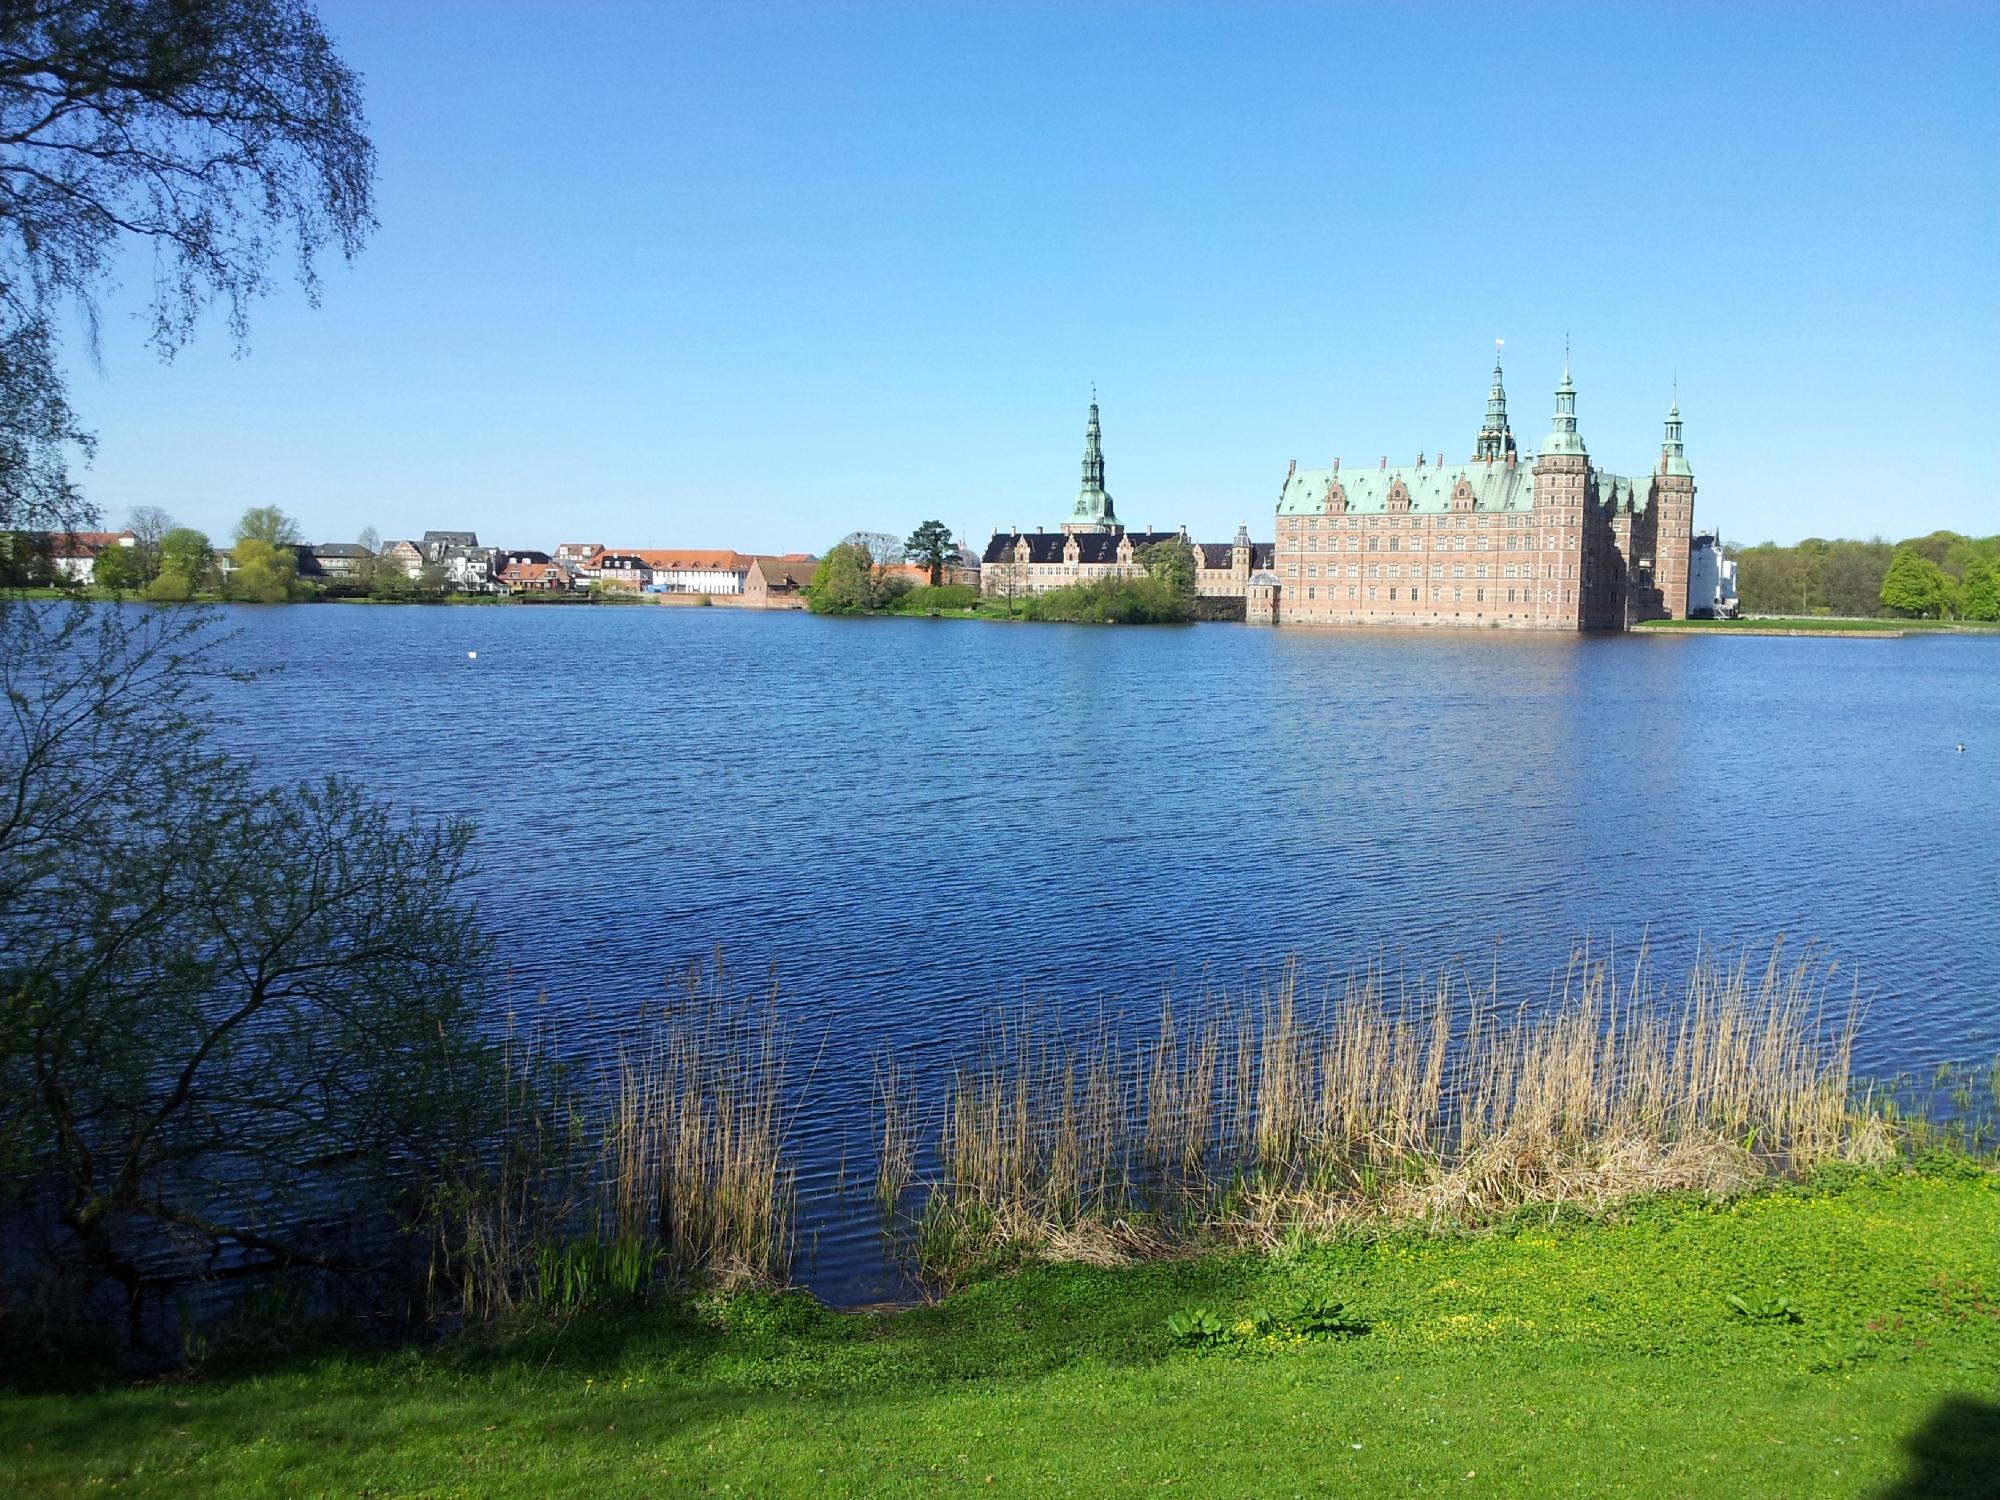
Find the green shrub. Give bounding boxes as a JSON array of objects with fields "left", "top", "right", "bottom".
[
  {"left": 1021, "top": 576, "right": 1191, "bottom": 624},
  {"left": 894, "top": 583, "right": 980, "bottom": 613}
]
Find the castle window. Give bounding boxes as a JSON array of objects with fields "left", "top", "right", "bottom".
[
  {"left": 1348, "top": 585, "right": 1357, "bottom": 599},
  {"left": 1389, "top": 587, "right": 1398, "bottom": 600},
  {"left": 1368, "top": 586, "right": 1377, "bottom": 601}
]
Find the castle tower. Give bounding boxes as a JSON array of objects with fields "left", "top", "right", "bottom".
[
  {"left": 1531, "top": 347, "right": 1590, "bottom": 629},
  {"left": 1231, "top": 521, "right": 1251, "bottom": 583},
  {"left": 1474, "top": 345, "right": 1517, "bottom": 462},
  {"left": 1062, "top": 393, "right": 1122, "bottom": 535},
  {"left": 1649, "top": 398, "right": 1696, "bottom": 619}
]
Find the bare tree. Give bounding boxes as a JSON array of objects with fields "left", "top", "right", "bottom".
[{"left": 839, "top": 530, "right": 905, "bottom": 568}]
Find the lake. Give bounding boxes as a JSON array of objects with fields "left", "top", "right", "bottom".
[{"left": 198, "top": 604, "right": 2000, "bottom": 1300}]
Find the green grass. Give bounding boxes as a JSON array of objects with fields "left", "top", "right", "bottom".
[
  {"left": 4, "top": 1166, "right": 1996, "bottom": 1496},
  {"left": 1639, "top": 615, "right": 2000, "bottom": 634}
]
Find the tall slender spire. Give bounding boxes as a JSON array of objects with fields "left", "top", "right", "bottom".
[
  {"left": 1539, "top": 343, "right": 1587, "bottom": 458},
  {"left": 1474, "top": 339, "right": 1516, "bottom": 461},
  {"left": 1660, "top": 396, "right": 1691, "bottom": 476},
  {"left": 1064, "top": 392, "right": 1120, "bottom": 534}
]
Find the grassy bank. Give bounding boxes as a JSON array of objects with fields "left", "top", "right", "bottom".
[
  {"left": 3, "top": 1164, "right": 1994, "bottom": 1496},
  {"left": 1639, "top": 616, "right": 2000, "bottom": 635}
]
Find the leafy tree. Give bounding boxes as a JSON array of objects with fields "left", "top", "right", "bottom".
[
  {"left": 1138, "top": 536, "right": 1199, "bottom": 603},
  {"left": 1817, "top": 539, "right": 1893, "bottom": 619},
  {"left": 145, "top": 571, "right": 192, "bottom": 603},
  {"left": 0, "top": 607, "right": 489, "bottom": 1338},
  {"left": 1879, "top": 548, "right": 1948, "bottom": 619},
  {"left": 235, "top": 505, "right": 302, "bottom": 547},
  {"left": 904, "top": 520, "right": 959, "bottom": 588},
  {"left": 90, "top": 541, "right": 146, "bottom": 591},
  {"left": 1963, "top": 558, "right": 2000, "bottom": 622},
  {"left": 231, "top": 536, "right": 300, "bottom": 603},
  {"left": 807, "top": 542, "right": 877, "bottom": 614},
  {"left": 0, "top": 1, "right": 375, "bottom": 537},
  {"left": 158, "top": 526, "right": 216, "bottom": 592},
  {"left": 0, "top": 532, "right": 59, "bottom": 588}
]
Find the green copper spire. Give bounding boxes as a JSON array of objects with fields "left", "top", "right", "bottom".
[
  {"left": 1474, "top": 340, "right": 1516, "bottom": 461},
  {"left": 1659, "top": 396, "right": 1692, "bottom": 477},
  {"left": 1539, "top": 340, "right": 1588, "bottom": 458},
  {"left": 1065, "top": 391, "right": 1120, "bottom": 533}
]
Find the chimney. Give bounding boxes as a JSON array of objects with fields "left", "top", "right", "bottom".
[
  {"left": 1380, "top": 456, "right": 1387, "bottom": 469},
  {"left": 1332, "top": 457, "right": 1340, "bottom": 473},
  {"left": 1287, "top": 459, "right": 1296, "bottom": 477}
]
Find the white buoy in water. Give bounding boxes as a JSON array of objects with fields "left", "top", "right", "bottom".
[{"left": 468, "top": 650, "right": 477, "bottom": 659}]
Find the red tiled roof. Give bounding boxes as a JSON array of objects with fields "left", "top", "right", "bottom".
[
  {"left": 623, "top": 548, "right": 747, "bottom": 571},
  {"left": 51, "top": 530, "right": 136, "bottom": 558}
]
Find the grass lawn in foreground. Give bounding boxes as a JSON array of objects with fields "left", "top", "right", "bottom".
[{"left": 3, "top": 1165, "right": 1995, "bottom": 1497}]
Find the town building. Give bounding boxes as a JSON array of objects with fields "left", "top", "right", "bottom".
[
  {"left": 633, "top": 549, "right": 748, "bottom": 595},
  {"left": 980, "top": 398, "right": 1272, "bottom": 602},
  {"left": 555, "top": 542, "right": 603, "bottom": 563},
  {"left": 496, "top": 557, "right": 574, "bottom": 593},
  {"left": 50, "top": 530, "right": 137, "bottom": 584},
  {"left": 591, "top": 552, "right": 652, "bottom": 589},
  {"left": 381, "top": 540, "right": 424, "bottom": 578},
  {"left": 308, "top": 542, "right": 373, "bottom": 578},
  {"left": 419, "top": 530, "right": 479, "bottom": 563},
  {"left": 1268, "top": 352, "right": 1694, "bottom": 630},
  {"left": 742, "top": 555, "right": 817, "bottom": 608}
]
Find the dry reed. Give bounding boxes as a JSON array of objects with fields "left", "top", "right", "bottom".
[
  {"left": 883, "top": 940, "right": 1874, "bottom": 1286},
  {"left": 599, "top": 964, "right": 796, "bottom": 1289},
  {"left": 428, "top": 961, "right": 798, "bottom": 1319}
]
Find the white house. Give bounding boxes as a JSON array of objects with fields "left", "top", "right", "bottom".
[{"left": 1688, "top": 533, "right": 1739, "bottom": 618}]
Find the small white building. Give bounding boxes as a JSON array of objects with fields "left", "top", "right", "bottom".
[
  {"left": 1688, "top": 533, "right": 1739, "bottom": 618},
  {"left": 52, "top": 530, "right": 137, "bottom": 583}
]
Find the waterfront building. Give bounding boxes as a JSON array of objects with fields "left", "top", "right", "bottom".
[
  {"left": 382, "top": 540, "right": 424, "bottom": 578},
  {"left": 496, "top": 557, "right": 573, "bottom": 592},
  {"left": 307, "top": 542, "right": 372, "bottom": 578},
  {"left": 1687, "top": 532, "right": 1739, "bottom": 618},
  {"left": 418, "top": 529, "right": 479, "bottom": 563},
  {"left": 1269, "top": 354, "right": 1695, "bottom": 630},
  {"left": 742, "top": 555, "right": 817, "bottom": 608},
  {"left": 592, "top": 552, "right": 652, "bottom": 589},
  {"left": 980, "top": 398, "right": 1272, "bottom": 602},
  {"left": 633, "top": 549, "right": 749, "bottom": 595},
  {"left": 48, "top": 529, "right": 136, "bottom": 583}
]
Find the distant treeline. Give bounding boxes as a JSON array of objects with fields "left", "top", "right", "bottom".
[{"left": 1733, "top": 530, "right": 1998, "bottom": 620}]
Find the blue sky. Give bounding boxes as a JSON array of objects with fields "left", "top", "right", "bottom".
[{"left": 70, "top": 2, "right": 1998, "bottom": 553}]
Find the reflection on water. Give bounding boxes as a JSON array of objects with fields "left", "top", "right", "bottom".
[{"left": 193, "top": 604, "right": 2000, "bottom": 1299}]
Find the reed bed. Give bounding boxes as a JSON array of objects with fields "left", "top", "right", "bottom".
[
  {"left": 600, "top": 976, "right": 795, "bottom": 1289},
  {"left": 428, "top": 961, "right": 797, "bottom": 1319},
  {"left": 881, "top": 941, "right": 1876, "bottom": 1286}
]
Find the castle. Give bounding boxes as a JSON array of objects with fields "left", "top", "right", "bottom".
[
  {"left": 980, "top": 397, "right": 1273, "bottom": 600},
  {"left": 1258, "top": 352, "right": 1695, "bottom": 630}
]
